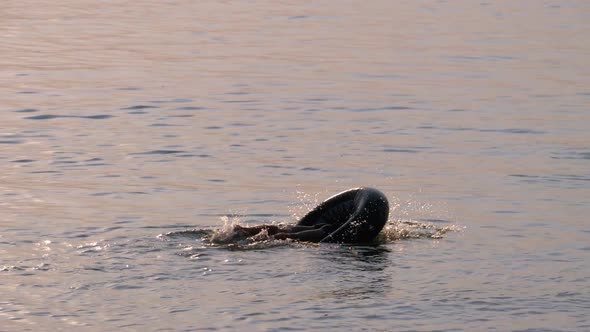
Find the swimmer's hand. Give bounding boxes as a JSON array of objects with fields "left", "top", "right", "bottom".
[{"left": 273, "top": 233, "right": 289, "bottom": 240}]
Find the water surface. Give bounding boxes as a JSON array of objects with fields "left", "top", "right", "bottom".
[{"left": 1, "top": 1, "right": 589, "bottom": 331}]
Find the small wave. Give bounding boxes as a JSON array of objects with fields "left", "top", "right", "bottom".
[
  {"left": 205, "top": 216, "right": 287, "bottom": 245},
  {"left": 158, "top": 229, "right": 213, "bottom": 240}
]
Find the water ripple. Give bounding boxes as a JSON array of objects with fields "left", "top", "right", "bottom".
[
  {"left": 24, "top": 114, "right": 114, "bottom": 120},
  {"left": 130, "top": 150, "right": 185, "bottom": 155}
]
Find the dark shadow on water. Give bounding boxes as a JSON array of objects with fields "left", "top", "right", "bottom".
[
  {"left": 309, "top": 244, "right": 393, "bottom": 300},
  {"left": 318, "top": 244, "right": 391, "bottom": 271},
  {"left": 158, "top": 226, "right": 394, "bottom": 300}
]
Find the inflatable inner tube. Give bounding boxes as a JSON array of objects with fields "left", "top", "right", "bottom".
[{"left": 297, "top": 187, "right": 389, "bottom": 243}]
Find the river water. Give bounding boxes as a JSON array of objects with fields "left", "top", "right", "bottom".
[{"left": 1, "top": 1, "right": 589, "bottom": 331}]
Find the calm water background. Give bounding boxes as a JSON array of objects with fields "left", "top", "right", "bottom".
[{"left": 1, "top": 1, "right": 589, "bottom": 331}]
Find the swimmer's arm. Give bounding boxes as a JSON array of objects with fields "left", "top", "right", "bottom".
[
  {"left": 282, "top": 224, "right": 326, "bottom": 233},
  {"left": 273, "top": 227, "right": 328, "bottom": 242}
]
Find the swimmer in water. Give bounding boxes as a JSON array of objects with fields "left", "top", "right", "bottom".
[{"left": 218, "top": 187, "right": 389, "bottom": 244}]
